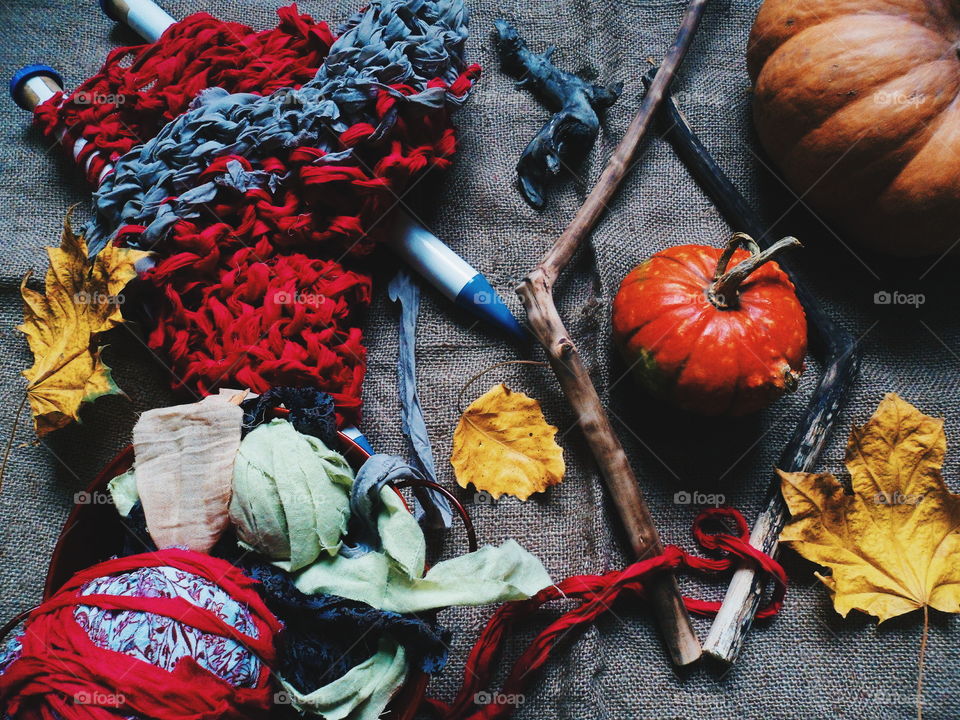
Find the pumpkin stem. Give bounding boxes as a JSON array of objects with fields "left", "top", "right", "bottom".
[
  {"left": 712, "top": 232, "right": 760, "bottom": 281},
  {"left": 708, "top": 234, "right": 801, "bottom": 309}
]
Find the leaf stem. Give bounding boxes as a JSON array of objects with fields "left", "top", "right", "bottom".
[
  {"left": 0, "top": 394, "right": 28, "bottom": 495},
  {"left": 917, "top": 604, "right": 928, "bottom": 720}
]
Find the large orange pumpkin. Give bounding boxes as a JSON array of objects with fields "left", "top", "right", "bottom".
[{"left": 748, "top": 0, "right": 960, "bottom": 257}]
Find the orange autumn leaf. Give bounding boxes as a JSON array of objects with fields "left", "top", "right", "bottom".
[
  {"left": 18, "top": 213, "right": 149, "bottom": 436},
  {"left": 779, "top": 393, "right": 960, "bottom": 622},
  {"left": 451, "top": 383, "right": 565, "bottom": 500}
]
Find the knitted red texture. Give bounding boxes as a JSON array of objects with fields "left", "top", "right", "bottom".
[
  {"left": 146, "top": 245, "right": 371, "bottom": 427},
  {"left": 33, "top": 6, "right": 335, "bottom": 184},
  {"left": 31, "top": 7, "right": 478, "bottom": 415}
]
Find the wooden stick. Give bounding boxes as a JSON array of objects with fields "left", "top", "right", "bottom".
[
  {"left": 515, "top": 0, "right": 711, "bottom": 668},
  {"left": 644, "top": 70, "right": 861, "bottom": 665}
]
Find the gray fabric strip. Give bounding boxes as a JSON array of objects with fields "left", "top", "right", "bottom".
[
  {"left": 342, "top": 453, "right": 425, "bottom": 554},
  {"left": 388, "top": 269, "right": 453, "bottom": 528}
]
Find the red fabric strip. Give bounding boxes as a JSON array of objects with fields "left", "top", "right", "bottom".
[{"left": 427, "top": 507, "right": 786, "bottom": 720}]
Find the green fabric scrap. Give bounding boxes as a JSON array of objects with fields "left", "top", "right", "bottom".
[
  {"left": 107, "top": 469, "right": 139, "bottom": 517},
  {"left": 230, "top": 420, "right": 354, "bottom": 572},
  {"left": 280, "top": 639, "right": 408, "bottom": 720},
  {"left": 294, "top": 531, "right": 551, "bottom": 614}
]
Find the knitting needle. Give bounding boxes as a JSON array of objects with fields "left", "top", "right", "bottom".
[
  {"left": 10, "top": 68, "right": 378, "bottom": 456},
  {"left": 338, "top": 426, "right": 375, "bottom": 455},
  {"left": 98, "top": 0, "right": 174, "bottom": 43},
  {"left": 9, "top": 65, "right": 114, "bottom": 185},
  {"left": 97, "top": 0, "right": 526, "bottom": 342}
]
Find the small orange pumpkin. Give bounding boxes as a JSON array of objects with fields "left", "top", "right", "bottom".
[
  {"left": 611, "top": 234, "right": 807, "bottom": 416},
  {"left": 749, "top": 0, "right": 960, "bottom": 257}
]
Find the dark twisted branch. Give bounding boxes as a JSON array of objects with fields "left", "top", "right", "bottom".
[
  {"left": 642, "top": 69, "right": 861, "bottom": 665},
  {"left": 515, "top": 0, "right": 712, "bottom": 668},
  {"left": 493, "top": 20, "right": 622, "bottom": 209}
]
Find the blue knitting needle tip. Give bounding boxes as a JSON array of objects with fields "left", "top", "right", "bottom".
[
  {"left": 388, "top": 213, "right": 527, "bottom": 342},
  {"left": 9, "top": 64, "right": 63, "bottom": 110},
  {"left": 340, "top": 425, "right": 376, "bottom": 455},
  {"left": 455, "top": 274, "right": 527, "bottom": 342}
]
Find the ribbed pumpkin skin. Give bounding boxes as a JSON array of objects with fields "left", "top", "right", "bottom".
[
  {"left": 611, "top": 245, "right": 807, "bottom": 416},
  {"left": 748, "top": 0, "right": 960, "bottom": 257}
]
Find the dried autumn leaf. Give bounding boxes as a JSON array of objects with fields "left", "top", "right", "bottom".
[
  {"left": 18, "top": 213, "right": 148, "bottom": 436},
  {"left": 451, "top": 383, "right": 565, "bottom": 500},
  {"left": 779, "top": 393, "right": 960, "bottom": 622}
]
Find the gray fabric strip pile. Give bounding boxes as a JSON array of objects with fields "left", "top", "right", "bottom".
[{"left": 1, "top": 0, "right": 958, "bottom": 718}]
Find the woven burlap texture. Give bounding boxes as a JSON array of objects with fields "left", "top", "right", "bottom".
[{"left": 1, "top": 1, "right": 958, "bottom": 718}]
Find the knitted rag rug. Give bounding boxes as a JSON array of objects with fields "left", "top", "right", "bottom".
[{"left": 32, "top": 0, "right": 479, "bottom": 426}]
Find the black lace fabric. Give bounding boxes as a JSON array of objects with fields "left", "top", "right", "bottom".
[{"left": 240, "top": 387, "right": 339, "bottom": 444}]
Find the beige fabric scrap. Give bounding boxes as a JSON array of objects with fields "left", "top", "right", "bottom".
[{"left": 132, "top": 395, "right": 243, "bottom": 553}]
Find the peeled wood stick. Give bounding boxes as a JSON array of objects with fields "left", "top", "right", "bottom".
[
  {"left": 515, "top": 0, "right": 711, "bottom": 667},
  {"left": 644, "top": 71, "right": 861, "bottom": 665}
]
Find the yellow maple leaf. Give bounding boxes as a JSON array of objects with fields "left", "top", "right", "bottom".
[
  {"left": 451, "top": 383, "right": 565, "bottom": 500},
  {"left": 779, "top": 393, "right": 960, "bottom": 622},
  {"left": 18, "top": 213, "right": 148, "bottom": 436}
]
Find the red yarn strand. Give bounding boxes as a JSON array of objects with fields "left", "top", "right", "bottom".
[
  {"left": 427, "top": 507, "right": 787, "bottom": 720},
  {"left": 34, "top": 8, "right": 335, "bottom": 186}
]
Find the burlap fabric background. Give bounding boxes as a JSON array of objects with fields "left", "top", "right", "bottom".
[{"left": 1, "top": 0, "right": 959, "bottom": 718}]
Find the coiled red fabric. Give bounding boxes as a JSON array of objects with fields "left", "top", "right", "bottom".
[
  {"left": 428, "top": 507, "right": 786, "bottom": 720},
  {"left": 0, "top": 549, "right": 281, "bottom": 720},
  {"left": 31, "top": 6, "right": 479, "bottom": 420}
]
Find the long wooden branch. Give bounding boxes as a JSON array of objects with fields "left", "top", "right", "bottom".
[
  {"left": 643, "top": 70, "right": 861, "bottom": 665},
  {"left": 515, "top": 0, "right": 711, "bottom": 668}
]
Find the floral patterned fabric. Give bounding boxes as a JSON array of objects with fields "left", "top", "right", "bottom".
[
  {"left": 74, "top": 565, "right": 263, "bottom": 687},
  {"left": 0, "top": 564, "right": 263, "bottom": 693}
]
